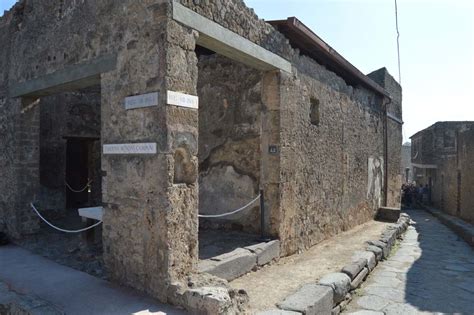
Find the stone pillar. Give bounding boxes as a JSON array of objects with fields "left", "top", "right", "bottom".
[
  {"left": 368, "top": 68, "right": 403, "bottom": 208},
  {"left": 101, "top": 13, "right": 199, "bottom": 302},
  {"left": 261, "top": 71, "right": 282, "bottom": 239}
]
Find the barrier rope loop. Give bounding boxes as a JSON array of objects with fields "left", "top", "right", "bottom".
[
  {"left": 30, "top": 203, "right": 102, "bottom": 233},
  {"left": 65, "top": 180, "right": 92, "bottom": 193},
  {"left": 198, "top": 194, "right": 261, "bottom": 218}
]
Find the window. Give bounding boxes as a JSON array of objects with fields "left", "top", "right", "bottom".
[
  {"left": 443, "top": 130, "right": 455, "bottom": 148},
  {"left": 310, "top": 98, "right": 320, "bottom": 126}
]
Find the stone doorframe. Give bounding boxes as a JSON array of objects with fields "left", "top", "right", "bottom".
[
  {"left": 171, "top": 1, "right": 292, "bottom": 238},
  {"left": 6, "top": 55, "right": 116, "bottom": 239}
]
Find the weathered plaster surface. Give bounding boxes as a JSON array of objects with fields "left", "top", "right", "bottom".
[{"left": 197, "top": 54, "right": 262, "bottom": 231}]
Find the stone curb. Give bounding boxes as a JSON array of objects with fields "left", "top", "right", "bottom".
[
  {"left": 266, "top": 213, "right": 411, "bottom": 315},
  {"left": 422, "top": 206, "right": 474, "bottom": 247},
  {"left": 198, "top": 240, "right": 281, "bottom": 281}
]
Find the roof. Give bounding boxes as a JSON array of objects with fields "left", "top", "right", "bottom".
[
  {"left": 410, "top": 121, "right": 474, "bottom": 139},
  {"left": 268, "top": 17, "right": 390, "bottom": 98}
]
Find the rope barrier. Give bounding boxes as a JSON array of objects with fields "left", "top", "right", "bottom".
[
  {"left": 30, "top": 203, "right": 102, "bottom": 233},
  {"left": 65, "top": 180, "right": 92, "bottom": 193},
  {"left": 198, "top": 194, "right": 261, "bottom": 218}
]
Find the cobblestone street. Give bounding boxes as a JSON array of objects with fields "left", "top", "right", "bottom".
[{"left": 345, "top": 209, "right": 474, "bottom": 314}]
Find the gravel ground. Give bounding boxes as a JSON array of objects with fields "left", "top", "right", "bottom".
[{"left": 15, "top": 209, "right": 106, "bottom": 280}]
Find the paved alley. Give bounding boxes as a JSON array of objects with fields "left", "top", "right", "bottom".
[{"left": 345, "top": 209, "right": 474, "bottom": 314}]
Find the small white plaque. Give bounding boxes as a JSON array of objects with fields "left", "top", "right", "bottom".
[
  {"left": 103, "top": 143, "right": 157, "bottom": 155},
  {"left": 124, "top": 92, "right": 159, "bottom": 110},
  {"left": 167, "top": 90, "right": 199, "bottom": 109}
]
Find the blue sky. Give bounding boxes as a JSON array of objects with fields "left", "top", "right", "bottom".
[{"left": 2, "top": 0, "right": 473, "bottom": 142}]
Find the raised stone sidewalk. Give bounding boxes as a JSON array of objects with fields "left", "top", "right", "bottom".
[
  {"left": 423, "top": 206, "right": 474, "bottom": 247},
  {"left": 257, "top": 214, "right": 411, "bottom": 315}
]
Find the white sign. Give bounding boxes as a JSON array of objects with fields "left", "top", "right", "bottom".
[
  {"left": 167, "top": 90, "right": 199, "bottom": 109},
  {"left": 103, "top": 143, "right": 157, "bottom": 155},
  {"left": 124, "top": 92, "right": 159, "bottom": 110}
]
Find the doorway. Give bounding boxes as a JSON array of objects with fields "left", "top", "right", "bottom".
[{"left": 65, "top": 138, "right": 92, "bottom": 208}]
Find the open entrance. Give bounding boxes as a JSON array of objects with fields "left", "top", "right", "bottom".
[
  {"left": 18, "top": 86, "right": 104, "bottom": 278},
  {"left": 65, "top": 137, "right": 99, "bottom": 208},
  {"left": 195, "top": 46, "right": 279, "bottom": 280}
]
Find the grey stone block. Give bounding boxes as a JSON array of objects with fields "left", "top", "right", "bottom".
[
  {"left": 198, "top": 248, "right": 257, "bottom": 281},
  {"left": 347, "top": 310, "right": 384, "bottom": 315},
  {"left": 319, "top": 273, "right": 351, "bottom": 305},
  {"left": 380, "top": 229, "right": 397, "bottom": 247},
  {"left": 366, "top": 245, "right": 383, "bottom": 261},
  {"left": 366, "top": 240, "right": 389, "bottom": 259},
  {"left": 245, "top": 240, "right": 280, "bottom": 266},
  {"left": 277, "top": 283, "right": 333, "bottom": 315},
  {"left": 351, "top": 251, "right": 376, "bottom": 271},
  {"left": 350, "top": 267, "right": 369, "bottom": 290},
  {"left": 184, "top": 286, "right": 232, "bottom": 315},
  {"left": 341, "top": 259, "right": 366, "bottom": 280},
  {"left": 331, "top": 305, "right": 341, "bottom": 315},
  {"left": 256, "top": 309, "right": 302, "bottom": 315},
  {"left": 376, "top": 207, "right": 400, "bottom": 222}
]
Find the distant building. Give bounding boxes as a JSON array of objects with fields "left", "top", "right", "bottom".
[
  {"left": 410, "top": 121, "right": 474, "bottom": 223},
  {"left": 401, "top": 142, "right": 413, "bottom": 183}
]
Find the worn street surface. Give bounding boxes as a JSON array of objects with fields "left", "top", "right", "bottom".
[
  {"left": 345, "top": 209, "right": 474, "bottom": 314},
  {"left": 230, "top": 220, "right": 389, "bottom": 312}
]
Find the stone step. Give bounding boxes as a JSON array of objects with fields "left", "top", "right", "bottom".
[{"left": 198, "top": 240, "right": 280, "bottom": 281}]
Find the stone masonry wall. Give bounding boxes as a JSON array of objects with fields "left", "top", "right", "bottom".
[
  {"left": 197, "top": 54, "right": 262, "bottom": 232},
  {"left": 457, "top": 127, "right": 474, "bottom": 223},
  {"left": 368, "top": 68, "right": 403, "bottom": 208},
  {"left": 278, "top": 55, "right": 387, "bottom": 254},
  {"left": 412, "top": 122, "right": 474, "bottom": 220},
  {"left": 178, "top": 0, "right": 401, "bottom": 255},
  {"left": 1, "top": 0, "right": 199, "bottom": 304}
]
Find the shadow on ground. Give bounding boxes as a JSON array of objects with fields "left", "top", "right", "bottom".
[{"left": 403, "top": 209, "right": 474, "bottom": 313}]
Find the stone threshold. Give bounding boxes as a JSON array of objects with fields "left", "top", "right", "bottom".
[
  {"left": 422, "top": 206, "right": 474, "bottom": 247},
  {"left": 198, "top": 240, "right": 281, "bottom": 281},
  {"left": 258, "top": 214, "right": 411, "bottom": 315}
]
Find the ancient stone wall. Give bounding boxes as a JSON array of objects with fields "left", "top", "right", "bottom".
[
  {"left": 457, "top": 127, "right": 474, "bottom": 223},
  {"left": 278, "top": 55, "right": 388, "bottom": 254},
  {"left": 368, "top": 68, "right": 403, "bottom": 208},
  {"left": 1, "top": 0, "right": 199, "bottom": 304},
  {"left": 1, "top": 0, "right": 404, "bottom": 310},
  {"left": 179, "top": 0, "right": 401, "bottom": 256},
  {"left": 412, "top": 122, "right": 474, "bottom": 218},
  {"left": 197, "top": 54, "right": 262, "bottom": 232}
]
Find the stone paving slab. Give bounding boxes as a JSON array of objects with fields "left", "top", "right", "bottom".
[
  {"left": 277, "top": 284, "right": 333, "bottom": 314},
  {"left": 344, "top": 209, "right": 474, "bottom": 315},
  {"left": 198, "top": 248, "right": 257, "bottom": 281},
  {"left": 0, "top": 245, "right": 186, "bottom": 315}
]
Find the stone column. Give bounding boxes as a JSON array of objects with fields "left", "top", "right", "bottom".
[{"left": 101, "top": 13, "right": 199, "bottom": 302}]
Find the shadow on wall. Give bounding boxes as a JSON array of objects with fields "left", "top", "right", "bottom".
[{"left": 403, "top": 210, "right": 474, "bottom": 313}]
